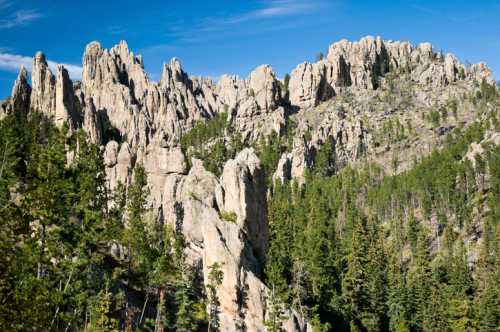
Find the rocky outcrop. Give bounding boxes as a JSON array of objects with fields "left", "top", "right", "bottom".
[
  {"left": 273, "top": 136, "right": 313, "bottom": 185},
  {"left": 2, "top": 35, "right": 496, "bottom": 331},
  {"left": 30, "top": 52, "right": 56, "bottom": 116},
  {"left": 289, "top": 61, "right": 334, "bottom": 109},
  {"left": 104, "top": 141, "right": 134, "bottom": 190},
  {"left": 55, "top": 65, "right": 77, "bottom": 128},
  {"left": 289, "top": 36, "right": 494, "bottom": 109},
  {"left": 1, "top": 67, "right": 32, "bottom": 118},
  {"left": 11, "top": 67, "right": 32, "bottom": 116},
  {"left": 28, "top": 53, "right": 80, "bottom": 129},
  {"left": 158, "top": 149, "right": 309, "bottom": 331},
  {"left": 216, "top": 148, "right": 268, "bottom": 263},
  {"left": 217, "top": 65, "right": 287, "bottom": 141},
  {"left": 82, "top": 41, "right": 148, "bottom": 147},
  {"left": 82, "top": 97, "right": 102, "bottom": 145},
  {"left": 465, "top": 130, "right": 500, "bottom": 167}
]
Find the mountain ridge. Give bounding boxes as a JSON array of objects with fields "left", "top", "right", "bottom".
[{"left": 0, "top": 35, "right": 499, "bottom": 331}]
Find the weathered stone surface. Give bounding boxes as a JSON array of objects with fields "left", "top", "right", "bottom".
[
  {"left": 289, "top": 36, "right": 494, "bottom": 110},
  {"left": 216, "top": 148, "right": 268, "bottom": 263},
  {"left": 217, "top": 66, "right": 286, "bottom": 141},
  {"left": 104, "top": 141, "right": 119, "bottom": 167},
  {"left": 103, "top": 141, "right": 133, "bottom": 190},
  {"left": 249, "top": 65, "right": 282, "bottom": 111},
  {"left": 55, "top": 65, "right": 76, "bottom": 128},
  {"left": 289, "top": 61, "right": 334, "bottom": 109},
  {"left": 10, "top": 67, "right": 32, "bottom": 116},
  {"left": 30, "top": 52, "right": 56, "bottom": 116},
  {"left": 83, "top": 97, "right": 102, "bottom": 145},
  {"left": 273, "top": 153, "right": 293, "bottom": 184},
  {"left": 145, "top": 145, "right": 187, "bottom": 176},
  {"left": 465, "top": 131, "right": 500, "bottom": 166},
  {"left": 162, "top": 150, "right": 308, "bottom": 331},
  {"left": 3, "top": 35, "right": 496, "bottom": 331}
]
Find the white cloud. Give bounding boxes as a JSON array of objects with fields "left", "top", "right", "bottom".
[
  {"left": 167, "top": 0, "right": 322, "bottom": 40},
  {"left": 0, "top": 52, "right": 82, "bottom": 80},
  {"left": 0, "top": 9, "right": 43, "bottom": 29},
  {"left": 108, "top": 25, "right": 127, "bottom": 35},
  {"left": 249, "top": 0, "right": 319, "bottom": 19}
]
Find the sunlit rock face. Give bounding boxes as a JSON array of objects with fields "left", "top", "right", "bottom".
[{"left": 3, "top": 35, "right": 495, "bottom": 332}]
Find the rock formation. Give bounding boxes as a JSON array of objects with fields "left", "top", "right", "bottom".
[
  {"left": 288, "top": 36, "right": 494, "bottom": 109},
  {"left": 11, "top": 67, "right": 32, "bottom": 117},
  {"left": 158, "top": 149, "right": 308, "bottom": 331},
  {"left": 1, "top": 35, "right": 496, "bottom": 331},
  {"left": 30, "top": 52, "right": 56, "bottom": 116}
]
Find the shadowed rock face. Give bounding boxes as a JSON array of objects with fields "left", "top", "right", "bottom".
[
  {"left": 10, "top": 67, "right": 31, "bottom": 117},
  {"left": 2, "top": 35, "right": 495, "bottom": 331}
]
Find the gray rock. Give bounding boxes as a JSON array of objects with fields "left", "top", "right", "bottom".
[
  {"left": 55, "top": 65, "right": 76, "bottom": 128},
  {"left": 10, "top": 67, "right": 31, "bottom": 116},
  {"left": 30, "top": 52, "right": 56, "bottom": 116}
]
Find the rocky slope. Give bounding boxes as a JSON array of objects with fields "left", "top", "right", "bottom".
[{"left": 0, "top": 35, "right": 496, "bottom": 331}]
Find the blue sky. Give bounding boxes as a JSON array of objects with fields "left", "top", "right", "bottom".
[{"left": 0, "top": 0, "right": 499, "bottom": 98}]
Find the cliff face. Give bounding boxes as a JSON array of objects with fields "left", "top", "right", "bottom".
[{"left": 1, "top": 35, "right": 496, "bottom": 331}]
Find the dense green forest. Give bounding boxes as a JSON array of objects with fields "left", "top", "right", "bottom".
[
  {"left": 263, "top": 119, "right": 500, "bottom": 331},
  {"left": 0, "top": 85, "right": 499, "bottom": 331},
  {"left": 0, "top": 113, "right": 211, "bottom": 331}
]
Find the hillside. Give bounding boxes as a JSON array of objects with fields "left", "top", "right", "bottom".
[{"left": 0, "top": 36, "right": 499, "bottom": 331}]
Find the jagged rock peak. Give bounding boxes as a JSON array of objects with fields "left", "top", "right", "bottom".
[
  {"left": 34, "top": 51, "right": 47, "bottom": 65},
  {"left": 160, "top": 57, "right": 186, "bottom": 88},
  {"left": 30, "top": 51, "right": 56, "bottom": 115},
  {"left": 10, "top": 66, "right": 32, "bottom": 116},
  {"left": 288, "top": 35, "right": 494, "bottom": 109},
  {"left": 55, "top": 65, "right": 77, "bottom": 128},
  {"left": 0, "top": 66, "right": 32, "bottom": 117},
  {"left": 14, "top": 66, "right": 29, "bottom": 84}
]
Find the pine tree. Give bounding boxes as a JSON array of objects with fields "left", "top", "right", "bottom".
[
  {"left": 91, "top": 279, "right": 119, "bottom": 332},
  {"left": 265, "top": 285, "right": 286, "bottom": 332},
  {"left": 207, "top": 262, "right": 224, "bottom": 332},
  {"left": 407, "top": 232, "right": 432, "bottom": 330},
  {"left": 341, "top": 214, "right": 369, "bottom": 330}
]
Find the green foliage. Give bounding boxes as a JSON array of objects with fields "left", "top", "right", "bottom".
[
  {"left": 313, "top": 138, "right": 337, "bottom": 176},
  {"left": 283, "top": 73, "right": 291, "bottom": 93},
  {"left": 219, "top": 210, "right": 237, "bottom": 223},
  {"left": 373, "top": 117, "right": 407, "bottom": 147},
  {"left": 89, "top": 279, "right": 119, "bottom": 332},
  {"left": 179, "top": 112, "right": 245, "bottom": 176},
  {"left": 265, "top": 286, "right": 286, "bottom": 332},
  {"left": 0, "top": 112, "right": 205, "bottom": 331},
  {"left": 180, "top": 112, "right": 229, "bottom": 152},
  {"left": 254, "top": 120, "right": 298, "bottom": 185},
  {"left": 479, "top": 79, "right": 498, "bottom": 102},
  {"left": 207, "top": 262, "right": 224, "bottom": 332},
  {"left": 265, "top": 120, "right": 499, "bottom": 331},
  {"left": 429, "top": 108, "right": 441, "bottom": 127}
]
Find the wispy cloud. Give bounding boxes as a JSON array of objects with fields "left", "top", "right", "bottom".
[
  {"left": 411, "top": 3, "right": 484, "bottom": 24},
  {"left": 0, "top": 0, "right": 12, "bottom": 10},
  {"left": 220, "top": 0, "right": 320, "bottom": 24},
  {"left": 167, "top": 0, "right": 323, "bottom": 41},
  {"left": 0, "top": 9, "right": 43, "bottom": 29},
  {"left": 411, "top": 4, "right": 438, "bottom": 16},
  {"left": 0, "top": 53, "right": 82, "bottom": 80},
  {"left": 108, "top": 25, "right": 127, "bottom": 35}
]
